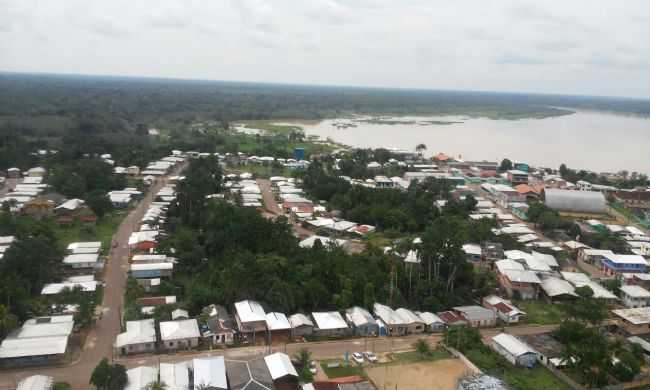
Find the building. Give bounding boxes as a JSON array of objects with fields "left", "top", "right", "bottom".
[
  {"left": 436, "top": 311, "right": 468, "bottom": 327},
  {"left": 193, "top": 357, "right": 228, "bottom": 390},
  {"left": 520, "top": 333, "right": 567, "bottom": 368},
  {"left": 0, "top": 316, "right": 73, "bottom": 366},
  {"left": 453, "top": 306, "right": 496, "bottom": 328},
  {"left": 462, "top": 244, "right": 482, "bottom": 263},
  {"left": 482, "top": 296, "right": 526, "bottom": 324},
  {"left": 507, "top": 170, "right": 529, "bottom": 186},
  {"left": 613, "top": 307, "right": 650, "bottom": 335},
  {"left": 202, "top": 304, "right": 235, "bottom": 347},
  {"left": 543, "top": 188, "right": 606, "bottom": 214},
  {"left": 620, "top": 285, "right": 650, "bottom": 308},
  {"left": 234, "top": 300, "right": 267, "bottom": 343},
  {"left": 373, "top": 303, "right": 408, "bottom": 336},
  {"left": 540, "top": 277, "right": 577, "bottom": 302},
  {"left": 345, "top": 307, "right": 379, "bottom": 336},
  {"left": 514, "top": 184, "right": 540, "bottom": 201},
  {"left": 125, "top": 366, "right": 158, "bottom": 390},
  {"left": 159, "top": 362, "right": 191, "bottom": 390},
  {"left": 415, "top": 311, "right": 446, "bottom": 332},
  {"left": 601, "top": 254, "right": 647, "bottom": 276},
  {"left": 395, "top": 308, "right": 425, "bottom": 334},
  {"left": 62, "top": 253, "right": 100, "bottom": 270},
  {"left": 560, "top": 272, "right": 618, "bottom": 302},
  {"left": 159, "top": 319, "right": 200, "bottom": 351},
  {"left": 494, "top": 259, "right": 541, "bottom": 300},
  {"left": 311, "top": 312, "right": 350, "bottom": 337},
  {"left": 578, "top": 248, "right": 614, "bottom": 265},
  {"left": 289, "top": 313, "right": 314, "bottom": 339},
  {"left": 613, "top": 190, "right": 650, "bottom": 211},
  {"left": 130, "top": 262, "right": 173, "bottom": 279},
  {"left": 266, "top": 312, "right": 292, "bottom": 342},
  {"left": 491, "top": 333, "right": 537, "bottom": 367},
  {"left": 264, "top": 352, "right": 299, "bottom": 390},
  {"left": 114, "top": 319, "right": 156, "bottom": 355},
  {"left": 16, "top": 375, "right": 54, "bottom": 390}
]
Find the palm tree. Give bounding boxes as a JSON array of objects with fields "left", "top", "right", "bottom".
[{"left": 293, "top": 347, "right": 312, "bottom": 369}]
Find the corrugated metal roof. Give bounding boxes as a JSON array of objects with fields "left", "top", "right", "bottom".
[
  {"left": 194, "top": 357, "right": 227, "bottom": 390},
  {"left": 311, "top": 312, "right": 348, "bottom": 330},
  {"left": 264, "top": 352, "right": 298, "bottom": 380},
  {"left": 544, "top": 188, "right": 606, "bottom": 214},
  {"left": 492, "top": 333, "right": 536, "bottom": 357}
]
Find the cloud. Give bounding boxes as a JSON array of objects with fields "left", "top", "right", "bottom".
[{"left": 0, "top": 0, "right": 649, "bottom": 98}]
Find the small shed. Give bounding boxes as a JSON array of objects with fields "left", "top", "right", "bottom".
[{"left": 491, "top": 333, "right": 537, "bottom": 367}]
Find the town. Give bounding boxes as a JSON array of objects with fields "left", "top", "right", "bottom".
[{"left": 0, "top": 138, "right": 649, "bottom": 390}]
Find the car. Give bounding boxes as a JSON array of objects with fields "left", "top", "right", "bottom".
[
  {"left": 352, "top": 352, "right": 364, "bottom": 364},
  {"left": 309, "top": 361, "right": 317, "bottom": 374},
  {"left": 364, "top": 351, "right": 378, "bottom": 363}
]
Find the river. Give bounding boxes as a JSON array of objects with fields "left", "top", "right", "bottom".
[{"left": 285, "top": 111, "right": 650, "bottom": 175}]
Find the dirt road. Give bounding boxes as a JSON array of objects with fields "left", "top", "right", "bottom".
[{"left": 0, "top": 164, "right": 186, "bottom": 389}]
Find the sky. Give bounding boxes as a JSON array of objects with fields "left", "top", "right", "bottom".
[{"left": 1, "top": 0, "right": 650, "bottom": 98}]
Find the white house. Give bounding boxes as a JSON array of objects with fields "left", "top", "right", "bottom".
[
  {"left": 289, "top": 313, "right": 314, "bottom": 338},
  {"left": 491, "top": 333, "right": 537, "bottom": 367},
  {"left": 114, "top": 319, "right": 156, "bottom": 355},
  {"left": 125, "top": 366, "right": 158, "bottom": 390},
  {"left": 159, "top": 319, "right": 200, "bottom": 351},
  {"left": 234, "top": 300, "right": 267, "bottom": 343},
  {"left": 482, "top": 296, "right": 526, "bottom": 324},
  {"left": 395, "top": 308, "right": 425, "bottom": 334},
  {"left": 620, "top": 285, "right": 650, "bottom": 308},
  {"left": 16, "top": 375, "right": 53, "bottom": 390},
  {"left": 193, "top": 357, "right": 228, "bottom": 390},
  {"left": 311, "top": 312, "right": 350, "bottom": 337}
]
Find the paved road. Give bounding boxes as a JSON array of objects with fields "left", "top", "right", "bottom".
[{"left": 0, "top": 165, "right": 186, "bottom": 390}]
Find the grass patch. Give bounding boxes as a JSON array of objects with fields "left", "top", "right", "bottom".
[
  {"left": 390, "top": 348, "right": 451, "bottom": 364},
  {"left": 320, "top": 359, "right": 364, "bottom": 378},
  {"left": 53, "top": 211, "right": 126, "bottom": 253},
  {"left": 464, "top": 347, "right": 570, "bottom": 390},
  {"left": 515, "top": 300, "right": 566, "bottom": 325},
  {"left": 53, "top": 383, "right": 71, "bottom": 390}
]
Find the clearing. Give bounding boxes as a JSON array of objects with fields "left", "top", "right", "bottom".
[{"left": 365, "top": 359, "right": 468, "bottom": 390}]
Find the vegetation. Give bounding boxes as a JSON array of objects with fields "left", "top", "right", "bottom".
[
  {"left": 514, "top": 300, "right": 566, "bottom": 325},
  {"left": 559, "top": 163, "right": 649, "bottom": 189},
  {"left": 293, "top": 348, "right": 314, "bottom": 382},
  {"left": 320, "top": 360, "right": 364, "bottom": 378},
  {"left": 90, "top": 358, "right": 128, "bottom": 390}
]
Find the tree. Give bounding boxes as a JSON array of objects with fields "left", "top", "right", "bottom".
[
  {"left": 0, "top": 305, "right": 18, "bottom": 338},
  {"left": 443, "top": 326, "right": 482, "bottom": 352},
  {"left": 415, "top": 143, "right": 427, "bottom": 157},
  {"left": 85, "top": 190, "right": 113, "bottom": 219},
  {"left": 90, "top": 358, "right": 127, "bottom": 390},
  {"left": 293, "top": 348, "right": 312, "bottom": 369},
  {"left": 144, "top": 381, "right": 168, "bottom": 390},
  {"left": 499, "top": 158, "right": 513, "bottom": 171},
  {"left": 414, "top": 338, "right": 431, "bottom": 357}
]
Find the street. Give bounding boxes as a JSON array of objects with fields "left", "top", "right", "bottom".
[{"left": 0, "top": 164, "right": 186, "bottom": 390}]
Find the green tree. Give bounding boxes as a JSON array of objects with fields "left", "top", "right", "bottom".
[
  {"left": 414, "top": 338, "right": 431, "bottom": 357},
  {"left": 85, "top": 190, "right": 113, "bottom": 219},
  {"left": 90, "top": 358, "right": 127, "bottom": 390},
  {"left": 0, "top": 305, "right": 19, "bottom": 338},
  {"left": 499, "top": 158, "right": 513, "bottom": 171},
  {"left": 443, "top": 326, "right": 482, "bottom": 352}
]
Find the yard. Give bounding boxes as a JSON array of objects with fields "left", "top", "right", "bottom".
[
  {"left": 320, "top": 359, "right": 365, "bottom": 378},
  {"left": 389, "top": 349, "right": 452, "bottom": 364},
  {"left": 463, "top": 347, "right": 570, "bottom": 390},
  {"left": 515, "top": 300, "right": 566, "bottom": 325},
  {"left": 366, "top": 359, "right": 468, "bottom": 390},
  {"left": 53, "top": 211, "right": 125, "bottom": 252}
]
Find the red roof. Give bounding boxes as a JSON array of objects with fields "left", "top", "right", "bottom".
[
  {"left": 437, "top": 311, "right": 466, "bottom": 324},
  {"left": 434, "top": 152, "right": 450, "bottom": 161},
  {"left": 494, "top": 302, "right": 514, "bottom": 314}
]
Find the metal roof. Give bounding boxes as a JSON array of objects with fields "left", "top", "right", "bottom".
[
  {"left": 159, "top": 362, "right": 190, "bottom": 390},
  {"left": 235, "top": 300, "right": 266, "bottom": 323},
  {"left": 345, "top": 306, "right": 375, "bottom": 327},
  {"left": 17, "top": 375, "right": 53, "bottom": 390},
  {"left": 159, "top": 319, "right": 200, "bottom": 341},
  {"left": 115, "top": 319, "right": 156, "bottom": 348},
  {"left": 0, "top": 336, "right": 69, "bottom": 358},
  {"left": 541, "top": 277, "right": 577, "bottom": 297},
  {"left": 288, "top": 313, "right": 314, "bottom": 328},
  {"left": 395, "top": 308, "right": 423, "bottom": 324},
  {"left": 620, "top": 285, "right": 650, "bottom": 299},
  {"left": 373, "top": 303, "right": 407, "bottom": 326},
  {"left": 415, "top": 311, "right": 444, "bottom": 325},
  {"left": 125, "top": 366, "right": 158, "bottom": 390},
  {"left": 311, "top": 311, "right": 348, "bottom": 330},
  {"left": 264, "top": 352, "right": 298, "bottom": 380},
  {"left": 194, "top": 357, "right": 228, "bottom": 390},
  {"left": 492, "top": 333, "right": 536, "bottom": 357},
  {"left": 265, "top": 312, "right": 291, "bottom": 331},
  {"left": 613, "top": 307, "right": 650, "bottom": 325}
]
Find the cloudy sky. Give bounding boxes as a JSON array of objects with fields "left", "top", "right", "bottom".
[{"left": 1, "top": 0, "right": 649, "bottom": 98}]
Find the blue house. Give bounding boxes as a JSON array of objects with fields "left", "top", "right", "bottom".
[
  {"left": 345, "top": 306, "right": 378, "bottom": 336},
  {"left": 601, "top": 254, "right": 647, "bottom": 276}
]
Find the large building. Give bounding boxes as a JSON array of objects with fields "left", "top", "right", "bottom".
[
  {"left": 0, "top": 316, "right": 74, "bottom": 366},
  {"left": 543, "top": 188, "right": 606, "bottom": 214}
]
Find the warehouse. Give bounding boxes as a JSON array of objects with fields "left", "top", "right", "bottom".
[{"left": 544, "top": 188, "right": 606, "bottom": 214}]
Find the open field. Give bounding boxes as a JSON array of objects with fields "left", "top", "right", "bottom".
[
  {"left": 515, "top": 300, "right": 566, "bottom": 325},
  {"left": 366, "top": 359, "right": 468, "bottom": 390}
]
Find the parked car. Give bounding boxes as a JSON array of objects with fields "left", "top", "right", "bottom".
[
  {"left": 364, "top": 351, "right": 378, "bottom": 363},
  {"left": 352, "top": 352, "right": 364, "bottom": 364}
]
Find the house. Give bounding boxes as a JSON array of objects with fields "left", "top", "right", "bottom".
[
  {"left": 311, "top": 312, "right": 350, "bottom": 337},
  {"left": 202, "top": 304, "right": 235, "bottom": 347},
  {"left": 234, "top": 300, "right": 267, "bottom": 343},
  {"left": 532, "top": 251, "right": 559, "bottom": 270},
  {"left": 264, "top": 352, "right": 299, "bottom": 390},
  {"left": 578, "top": 248, "right": 614, "bottom": 265},
  {"left": 520, "top": 333, "right": 567, "bottom": 368},
  {"left": 543, "top": 188, "right": 606, "bottom": 214},
  {"left": 16, "top": 375, "right": 54, "bottom": 390},
  {"left": 453, "top": 306, "right": 496, "bottom": 328},
  {"left": 620, "top": 285, "right": 650, "bottom": 308},
  {"left": 482, "top": 296, "right": 526, "bottom": 324},
  {"left": 395, "top": 308, "right": 425, "bottom": 334},
  {"left": 137, "top": 296, "right": 176, "bottom": 315},
  {"left": 63, "top": 253, "right": 100, "bottom": 270},
  {"left": 613, "top": 190, "right": 650, "bottom": 211},
  {"left": 125, "top": 366, "right": 158, "bottom": 390},
  {"left": 559, "top": 271, "right": 617, "bottom": 302},
  {"left": 0, "top": 316, "right": 73, "bottom": 366},
  {"left": 129, "top": 262, "right": 173, "bottom": 279},
  {"left": 415, "top": 311, "right": 446, "bottom": 332},
  {"left": 27, "top": 167, "right": 46, "bottom": 177},
  {"left": 437, "top": 311, "right": 468, "bottom": 327},
  {"left": 482, "top": 242, "right": 504, "bottom": 263},
  {"left": 540, "top": 277, "right": 578, "bottom": 302},
  {"left": 612, "top": 307, "right": 650, "bottom": 335},
  {"left": 159, "top": 362, "right": 191, "bottom": 390},
  {"left": 114, "top": 319, "right": 156, "bottom": 355},
  {"left": 601, "top": 254, "right": 647, "bottom": 276},
  {"left": 491, "top": 333, "right": 537, "bottom": 367},
  {"left": 494, "top": 259, "right": 541, "bottom": 300},
  {"left": 54, "top": 199, "right": 85, "bottom": 216},
  {"left": 507, "top": 170, "right": 528, "bottom": 186},
  {"left": 193, "top": 357, "right": 228, "bottom": 390},
  {"left": 345, "top": 307, "right": 379, "bottom": 336},
  {"left": 159, "top": 319, "right": 200, "bottom": 351},
  {"left": 621, "top": 273, "right": 650, "bottom": 290},
  {"left": 373, "top": 303, "right": 408, "bottom": 336},
  {"left": 462, "top": 244, "right": 482, "bottom": 262},
  {"left": 266, "top": 312, "right": 292, "bottom": 342},
  {"left": 226, "top": 357, "right": 276, "bottom": 390},
  {"left": 289, "top": 313, "right": 314, "bottom": 338},
  {"left": 514, "top": 184, "right": 540, "bottom": 201}
]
